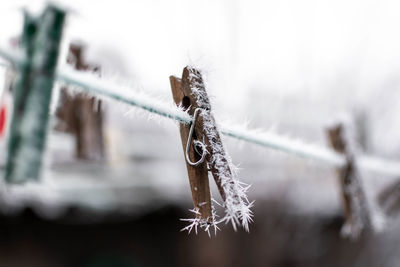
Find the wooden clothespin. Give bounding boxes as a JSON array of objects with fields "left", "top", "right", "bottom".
[
  {"left": 378, "top": 179, "right": 400, "bottom": 217},
  {"left": 170, "top": 74, "right": 212, "bottom": 222},
  {"left": 55, "top": 43, "right": 105, "bottom": 161},
  {"left": 5, "top": 5, "right": 66, "bottom": 183},
  {"left": 327, "top": 123, "right": 371, "bottom": 239},
  {"left": 170, "top": 66, "right": 252, "bottom": 231}
]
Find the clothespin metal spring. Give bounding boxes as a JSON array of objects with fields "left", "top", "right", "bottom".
[{"left": 185, "top": 108, "right": 207, "bottom": 166}]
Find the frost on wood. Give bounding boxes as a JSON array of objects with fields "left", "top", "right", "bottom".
[
  {"left": 201, "top": 108, "right": 254, "bottom": 231},
  {"left": 179, "top": 66, "right": 253, "bottom": 233},
  {"left": 181, "top": 205, "right": 220, "bottom": 237},
  {"left": 327, "top": 122, "right": 371, "bottom": 239}
]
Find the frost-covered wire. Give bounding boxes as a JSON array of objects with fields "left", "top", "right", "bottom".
[
  {"left": 55, "top": 65, "right": 346, "bottom": 165},
  {"left": 56, "top": 66, "right": 400, "bottom": 177},
  {"left": 1, "top": 47, "right": 400, "bottom": 178},
  {"left": 56, "top": 66, "right": 192, "bottom": 125},
  {"left": 0, "top": 47, "right": 23, "bottom": 67},
  {"left": 220, "top": 124, "right": 346, "bottom": 167},
  {"left": 0, "top": 62, "right": 9, "bottom": 69}
]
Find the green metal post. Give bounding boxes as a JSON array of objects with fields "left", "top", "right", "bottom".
[{"left": 5, "top": 5, "right": 66, "bottom": 183}]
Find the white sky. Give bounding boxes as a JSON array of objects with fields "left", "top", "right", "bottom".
[{"left": 1, "top": 0, "right": 400, "bottom": 96}]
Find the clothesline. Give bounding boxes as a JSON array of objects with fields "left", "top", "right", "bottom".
[{"left": 1, "top": 46, "right": 400, "bottom": 178}]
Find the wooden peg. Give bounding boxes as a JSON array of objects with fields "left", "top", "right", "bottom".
[
  {"left": 170, "top": 75, "right": 212, "bottom": 221},
  {"left": 170, "top": 66, "right": 246, "bottom": 225},
  {"left": 378, "top": 179, "right": 400, "bottom": 217},
  {"left": 55, "top": 43, "right": 105, "bottom": 161},
  {"left": 180, "top": 67, "right": 228, "bottom": 201},
  {"left": 327, "top": 123, "right": 371, "bottom": 239}
]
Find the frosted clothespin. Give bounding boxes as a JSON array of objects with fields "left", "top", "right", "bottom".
[
  {"left": 171, "top": 67, "right": 253, "bottom": 231},
  {"left": 170, "top": 69, "right": 213, "bottom": 222},
  {"left": 378, "top": 179, "right": 400, "bottom": 217},
  {"left": 327, "top": 123, "right": 371, "bottom": 239},
  {"left": 170, "top": 66, "right": 233, "bottom": 223}
]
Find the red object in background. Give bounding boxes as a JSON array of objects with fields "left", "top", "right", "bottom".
[{"left": 0, "top": 105, "right": 6, "bottom": 137}]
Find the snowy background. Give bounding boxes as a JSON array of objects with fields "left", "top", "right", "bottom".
[{"left": 0, "top": 0, "right": 400, "bottom": 266}]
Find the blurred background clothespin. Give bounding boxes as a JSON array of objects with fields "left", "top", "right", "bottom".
[
  {"left": 327, "top": 122, "right": 371, "bottom": 239},
  {"left": 55, "top": 43, "right": 105, "bottom": 161}
]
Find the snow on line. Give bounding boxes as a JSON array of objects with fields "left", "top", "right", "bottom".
[
  {"left": 0, "top": 47, "right": 23, "bottom": 67},
  {"left": 2, "top": 47, "right": 400, "bottom": 178},
  {"left": 57, "top": 66, "right": 400, "bottom": 177},
  {"left": 56, "top": 67, "right": 192, "bottom": 124},
  {"left": 220, "top": 125, "right": 400, "bottom": 177}
]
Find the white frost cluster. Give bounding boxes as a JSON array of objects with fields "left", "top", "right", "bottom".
[{"left": 180, "top": 206, "right": 220, "bottom": 237}]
